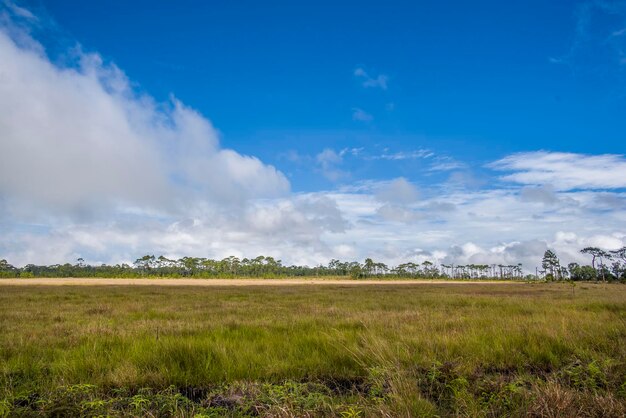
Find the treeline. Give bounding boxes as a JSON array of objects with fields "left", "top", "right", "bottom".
[
  {"left": 1, "top": 246, "right": 625, "bottom": 281},
  {"left": 0, "top": 256, "right": 448, "bottom": 279},
  {"left": 541, "top": 247, "right": 626, "bottom": 282},
  {"left": 0, "top": 256, "right": 524, "bottom": 279}
]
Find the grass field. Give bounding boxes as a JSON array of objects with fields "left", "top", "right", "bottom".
[{"left": 0, "top": 282, "right": 625, "bottom": 417}]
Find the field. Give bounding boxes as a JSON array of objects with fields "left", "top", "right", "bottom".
[{"left": 0, "top": 281, "right": 625, "bottom": 417}]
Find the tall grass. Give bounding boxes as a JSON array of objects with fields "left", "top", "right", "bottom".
[{"left": 0, "top": 283, "right": 624, "bottom": 416}]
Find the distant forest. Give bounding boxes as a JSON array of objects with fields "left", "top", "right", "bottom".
[{"left": 1, "top": 246, "right": 625, "bottom": 282}]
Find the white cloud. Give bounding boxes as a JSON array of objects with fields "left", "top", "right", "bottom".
[
  {"left": 2, "top": 173, "right": 624, "bottom": 270},
  {"left": 519, "top": 185, "right": 560, "bottom": 205},
  {"left": 328, "top": 187, "right": 624, "bottom": 271},
  {"left": 352, "top": 107, "right": 373, "bottom": 122},
  {"left": 375, "top": 178, "right": 419, "bottom": 204},
  {"left": 339, "top": 147, "right": 363, "bottom": 157},
  {"left": 369, "top": 149, "right": 434, "bottom": 160},
  {"left": 371, "top": 178, "right": 421, "bottom": 224},
  {"left": 316, "top": 148, "right": 342, "bottom": 166},
  {"left": 428, "top": 156, "right": 465, "bottom": 171},
  {"left": 444, "top": 171, "right": 487, "bottom": 190},
  {"left": 490, "top": 151, "right": 626, "bottom": 190},
  {"left": 354, "top": 67, "right": 388, "bottom": 90},
  {"left": 376, "top": 204, "right": 422, "bottom": 223},
  {"left": 0, "top": 193, "right": 350, "bottom": 267},
  {"left": 0, "top": 25, "right": 289, "bottom": 219},
  {"left": 316, "top": 148, "right": 348, "bottom": 181}
]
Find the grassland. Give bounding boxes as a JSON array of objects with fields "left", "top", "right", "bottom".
[{"left": 0, "top": 282, "right": 625, "bottom": 417}]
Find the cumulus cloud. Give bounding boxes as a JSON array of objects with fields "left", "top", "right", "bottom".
[
  {"left": 375, "top": 178, "right": 419, "bottom": 204},
  {"left": 444, "top": 171, "right": 487, "bottom": 190},
  {"left": 0, "top": 22, "right": 289, "bottom": 218},
  {"left": 316, "top": 148, "right": 348, "bottom": 181},
  {"left": 490, "top": 151, "right": 626, "bottom": 190},
  {"left": 376, "top": 204, "right": 422, "bottom": 223}
]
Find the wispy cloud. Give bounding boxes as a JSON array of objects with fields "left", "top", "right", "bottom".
[
  {"left": 3, "top": 0, "right": 37, "bottom": 20},
  {"left": 368, "top": 149, "right": 434, "bottom": 161},
  {"left": 354, "top": 67, "right": 388, "bottom": 90},
  {"left": 612, "top": 27, "right": 626, "bottom": 37},
  {"left": 489, "top": 151, "right": 626, "bottom": 190},
  {"left": 352, "top": 107, "right": 373, "bottom": 122},
  {"left": 550, "top": 1, "right": 626, "bottom": 71},
  {"left": 339, "top": 147, "right": 363, "bottom": 157},
  {"left": 428, "top": 156, "right": 466, "bottom": 171},
  {"left": 291, "top": 146, "right": 435, "bottom": 168}
]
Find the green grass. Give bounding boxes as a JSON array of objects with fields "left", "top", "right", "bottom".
[{"left": 0, "top": 282, "right": 625, "bottom": 416}]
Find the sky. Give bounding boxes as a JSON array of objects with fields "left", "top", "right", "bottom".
[{"left": 0, "top": 0, "right": 625, "bottom": 270}]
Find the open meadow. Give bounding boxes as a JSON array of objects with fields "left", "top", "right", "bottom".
[{"left": 0, "top": 281, "right": 625, "bottom": 417}]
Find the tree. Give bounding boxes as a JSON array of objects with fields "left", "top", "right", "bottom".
[
  {"left": 567, "top": 263, "right": 597, "bottom": 281},
  {"left": 134, "top": 255, "right": 156, "bottom": 275},
  {"left": 541, "top": 249, "right": 561, "bottom": 280},
  {"left": 422, "top": 261, "right": 438, "bottom": 278},
  {"left": 610, "top": 261, "right": 625, "bottom": 281},
  {"left": 349, "top": 263, "right": 364, "bottom": 279},
  {"left": 580, "top": 247, "right": 600, "bottom": 271},
  {"left": 580, "top": 247, "right": 612, "bottom": 281},
  {"left": 0, "top": 259, "right": 17, "bottom": 277},
  {"left": 0, "top": 259, "right": 14, "bottom": 271},
  {"left": 610, "top": 247, "right": 626, "bottom": 280},
  {"left": 373, "top": 262, "right": 388, "bottom": 276},
  {"left": 221, "top": 256, "right": 240, "bottom": 275},
  {"left": 363, "top": 258, "right": 375, "bottom": 277},
  {"left": 610, "top": 247, "right": 626, "bottom": 263}
]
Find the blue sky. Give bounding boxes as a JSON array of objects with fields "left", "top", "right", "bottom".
[
  {"left": 35, "top": 0, "right": 626, "bottom": 191},
  {"left": 0, "top": 0, "right": 625, "bottom": 268}
]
